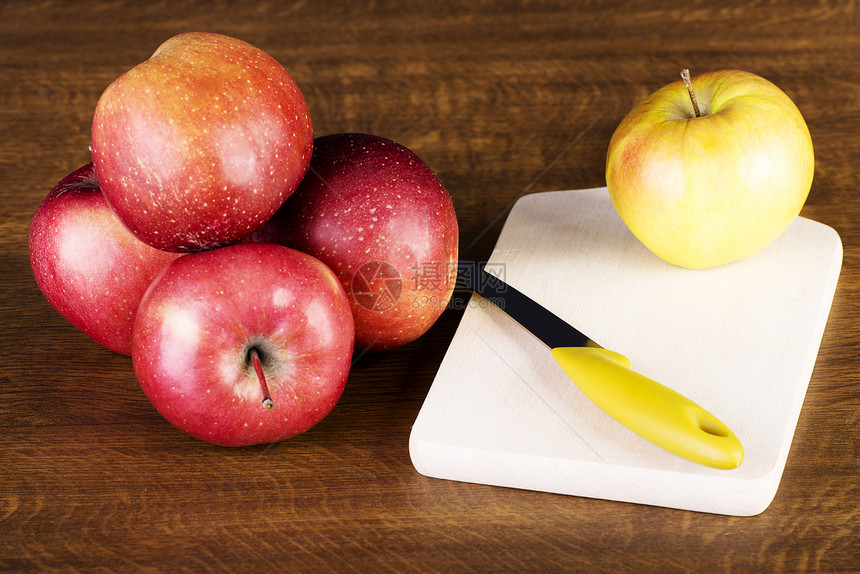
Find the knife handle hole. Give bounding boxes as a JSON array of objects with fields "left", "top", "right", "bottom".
[{"left": 697, "top": 415, "right": 731, "bottom": 438}]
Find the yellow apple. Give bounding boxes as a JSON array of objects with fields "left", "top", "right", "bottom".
[{"left": 605, "top": 69, "right": 814, "bottom": 269}]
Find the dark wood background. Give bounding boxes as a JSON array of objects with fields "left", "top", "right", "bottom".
[{"left": 2, "top": 1, "right": 857, "bottom": 571}]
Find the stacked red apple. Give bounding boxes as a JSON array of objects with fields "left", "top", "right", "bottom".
[{"left": 29, "top": 32, "right": 459, "bottom": 447}]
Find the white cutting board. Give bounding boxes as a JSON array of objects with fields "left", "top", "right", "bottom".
[{"left": 409, "top": 187, "right": 842, "bottom": 516}]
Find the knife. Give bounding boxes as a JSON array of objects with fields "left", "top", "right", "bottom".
[{"left": 467, "top": 265, "right": 744, "bottom": 470}]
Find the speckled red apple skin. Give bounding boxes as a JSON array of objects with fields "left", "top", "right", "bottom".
[
  {"left": 132, "top": 243, "right": 355, "bottom": 447},
  {"left": 91, "top": 32, "right": 313, "bottom": 252},
  {"left": 28, "top": 163, "right": 180, "bottom": 355},
  {"left": 249, "top": 133, "right": 459, "bottom": 352}
]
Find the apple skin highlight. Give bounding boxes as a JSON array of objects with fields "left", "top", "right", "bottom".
[{"left": 606, "top": 69, "right": 814, "bottom": 269}]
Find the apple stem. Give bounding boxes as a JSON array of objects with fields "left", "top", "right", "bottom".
[
  {"left": 680, "top": 69, "right": 703, "bottom": 118},
  {"left": 249, "top": 348, "right": 274, "bottom": 409}
]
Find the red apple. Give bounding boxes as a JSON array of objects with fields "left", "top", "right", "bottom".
[
  {"left": 132, "top": 243, "right": 355, "bottom": 447},
  {"left": 249, "top": 133, "right": 459, "bottom": 353},
  {"left": 29, "top": 163, "right": 180, "bottom": 355},
  {"left": 91, "top": 32, "right": 313, "bottom": 252}
]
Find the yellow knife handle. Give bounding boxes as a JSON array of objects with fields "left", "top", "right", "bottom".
[{"left": 550, "top": 346, "right": 744, "bottom": 469}]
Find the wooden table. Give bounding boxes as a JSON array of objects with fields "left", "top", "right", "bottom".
[{"left": 2, "top": 1, "right": 857, "bottom": 571}]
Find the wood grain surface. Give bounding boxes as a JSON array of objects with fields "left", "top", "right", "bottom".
[{"left": 1, "top": 1, "right": 857, "bottom": 571}]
